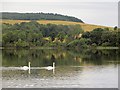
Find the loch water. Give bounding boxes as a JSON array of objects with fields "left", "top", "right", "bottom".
[{"left": 1, "top": 49, "right": 119, "bottom": 88}]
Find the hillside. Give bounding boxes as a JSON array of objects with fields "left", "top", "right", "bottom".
[
  {"left": 1, "top": 20, "right": 112, "bottom": 32},
  {"left": 1, "top": 12, "right": 84, "bottom": 23},
  {"left": 2, "top": 20, "right": 118, "bottom": 48}
]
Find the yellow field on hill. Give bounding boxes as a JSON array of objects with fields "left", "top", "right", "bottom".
[
  {"left": 1, "top": 20, "right": 30, "bottom": 24},
  {"left": 1, "top": 20, "right": 113, "bottom": 32}
]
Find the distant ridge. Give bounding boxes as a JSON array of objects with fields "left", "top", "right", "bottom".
[{"left": 1, "top": 12, "right": 84, "bottom": 23}]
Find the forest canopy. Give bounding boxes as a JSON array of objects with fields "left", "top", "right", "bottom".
[
  {"left": 2, "top": 21, "right": 83, "bottom": 48},
  {"left": 2, "top": 21, "right": 119, "bottom": 49},
  {"left": 1, "top": 12, "right": 84, "bottom": 23}
]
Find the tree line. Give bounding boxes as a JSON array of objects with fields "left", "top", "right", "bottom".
[
  {"left": 2, "top": 21, "right": 120, "bottom": 49},
  {"left": 1, "top": 12, "right": 84, "bottom": 23},
  {"left": 2, "top": 21, "right": 83, "bottom": 48}
]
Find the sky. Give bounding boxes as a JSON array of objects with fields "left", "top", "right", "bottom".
[{"left": 1, "top": 0, "right": 119, "bottom": 27}]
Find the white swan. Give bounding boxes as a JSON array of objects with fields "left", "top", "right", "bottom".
[
  {"left": 21, "top": 62, "right": 31, "bottom": 71},
  {"left": 45, "top": 62, "right": 55, "bottom": 70}
]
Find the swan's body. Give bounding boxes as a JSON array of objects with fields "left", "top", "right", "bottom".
[
  {"left": 21, "top": 62, "right": 31, "bottom": 71},
  {"left": 45, "top": 62, "right": 55, "bottom": 70},
  {"left": 21, "top": 66, "right": 29, "bottom": 70},
  {"left": 46, "top": 66, "right": 54, "bottom": 70}
]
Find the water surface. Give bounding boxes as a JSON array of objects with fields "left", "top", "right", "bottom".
[{"left": 2, "top": 49, "right": 119, "bottom": 88}]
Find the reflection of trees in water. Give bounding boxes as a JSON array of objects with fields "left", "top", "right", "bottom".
[
  {"left": 67, "top": 49, "right": 120, "bottom": 65},
  {"left": 2, "top": 49, "right": 120, "bottom": 67}
]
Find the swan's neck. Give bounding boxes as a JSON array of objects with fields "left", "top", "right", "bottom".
[
  {"left": 28, "top": 62, "right": 31, "bottom": 74},
  {"left": 53, "top": 62, "right": 55, "bottom": 68},
  {"left": 28, "top": 62, "right": 31, "bottom": 69}
]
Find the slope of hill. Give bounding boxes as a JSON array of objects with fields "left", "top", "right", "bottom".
[
  {"left": 1, "top": 12, "right": 84, "bottom": 23},
  {"left": 1, "top": 20, "right": 112, "bottom": 32}
]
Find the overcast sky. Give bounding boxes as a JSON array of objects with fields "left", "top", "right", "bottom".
[{"left": 1, "top": 0, "right": 119, "bottom": 27}]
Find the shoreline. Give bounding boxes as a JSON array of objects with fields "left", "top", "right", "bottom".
[
  {"left": 96, "top": 46, "right": 119, "bottom": 50},
  {"left": 0, "top": 46, "right": 119, "bottom": 50}
]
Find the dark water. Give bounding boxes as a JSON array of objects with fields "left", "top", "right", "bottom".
[{"left": 2, "top": 49, "right": 120, "bottom": 88}]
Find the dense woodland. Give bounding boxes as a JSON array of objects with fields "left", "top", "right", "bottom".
[
  {"left": 1, "top": 12, "right": 84, "bottom": 23},
  {"left": 2, "top": 21, "right": 120, "bottom": 49}
]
